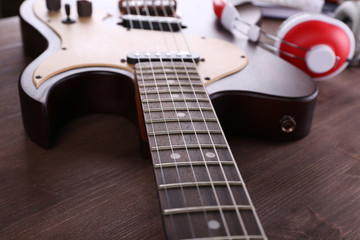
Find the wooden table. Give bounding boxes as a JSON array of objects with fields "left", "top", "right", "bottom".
[{"left": 1, "top": 12, "right": 360, "bottom": 240}]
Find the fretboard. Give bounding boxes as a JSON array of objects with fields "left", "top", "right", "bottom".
[{"left": 135, "top": 62, "right": 267, "bottom": 240}]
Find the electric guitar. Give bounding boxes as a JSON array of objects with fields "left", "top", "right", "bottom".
[{"left": 18, "top": 0, "right": 318, "bottom": 239}]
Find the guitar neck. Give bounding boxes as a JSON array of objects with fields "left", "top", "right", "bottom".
[{"left": 135, "top": 61, "right": 267, "bottom": 240}]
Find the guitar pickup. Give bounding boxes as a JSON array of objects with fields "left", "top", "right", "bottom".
[
  {"left": 119, "top": 15, "right": 185, "bottom": 32},
  {"left": 127, "top": 51, "right": 200, "bottom": 65},
  {"left": 119, "top": 0, "right": 177, "bottom": 17}
]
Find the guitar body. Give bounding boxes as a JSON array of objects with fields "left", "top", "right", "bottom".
[{"left": 19, "top": 0, "right": 317, "bottom": 149}]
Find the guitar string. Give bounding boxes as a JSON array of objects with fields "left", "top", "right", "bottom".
[
  {"left": 131, "top": 1, "right": 197, "bottom": 238},
  {"left": 123, "top": 1, "right": 181, "bottom": 237},
  {"left": 137, "top": 1, "right": 203, "bottom": 238},
  {"left": 158, "top": 1, "right": 245, "bottom": 238},
  {"left": 125, "top": 0, "right": 265, "bottom": 239},
  {"left": 144, "top": 1, "right": 231, "bottom": 238},
  {"left": 161, "top": 14, "right": 247, "bottom": 240},
  {"left": 142, "top": 1, "right": 217, "bottom": 238},
  {"left": 34, "top": 0, "right": 263, "bottom": 238},
  {"left": 154, "top": 1, "right": 236, "bottom": 238},
  {"left": 157, "top": 1, "right": 256, "bottom": 238},
  {"left": 163, "top": 2, "right": 269, "bottom": 239},
  {"left": 166, "top": 2, "right": 268, "bottom": 238},
  {"left": 130, "top": 1, "right": 228, "bottom": 238},
  {"left": 156, "top": 1, "right": 244, "bottom": 237}
]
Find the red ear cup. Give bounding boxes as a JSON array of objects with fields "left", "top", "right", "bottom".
[{"left": 276, "top": 13, "right": 355, "bottom": 80}]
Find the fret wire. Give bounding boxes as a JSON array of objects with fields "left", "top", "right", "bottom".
[
  {"left": 140, "top": 89, "right": 206, "bottom": 94},
  {"left": 145, "top": 118, "right": 218, "bottom": 124},
  {"left": 154, "top": 161, "right": 235, "bottom": 169},
  {"left": 130, "top": 6, "right": 184, "bottom": 238},
  {"left": 141, "top": 64, "right": 253, "bottom": 237},
  {"left": 149, "top": 129, "right": 222, "bottom": 136},
  {"left": 165, "top": 0, "right": 266, "bottom": 238},
  {"left": 141, "top": 2, "right": 221, "bottom": 236},
  {"left": 134, "top": 4, "right": 198, "bottom": 238},
  {"left": 185, "top": 61, "right": 269, "bottom": 238},
  {"left": 165, "top": 60, "right": 250, "bottom": 237},
  {"left": 159, "top": 181, "right": 243, "bottom": 190},
  {"left": 148, "top": 7, "right": 210, "bottom": 237},
  {"left": 173, "top": 60, "right": 259, "bottom": 238},
  {"left": 140, "top": 62, "right": 215, "bottom": 233},
  {"left": 131, "top": 6, "right": 190, "bottom": 236},
  {"left": 168, "top": 9, "right": 266, "bottom": 237},
  {"left": 144, "top": 107, "right": 213, "bottom": 113},
  {"left": 142, "top": 98, "right": 209, "bottom": 103},
  {"left": 147, "top": 4, "right": 203, "bottom": 237},
  {"left": 139, "top": 75, "right": 201, "bottom": 81},
  {"left": 139, "top": 58, "right": 221, "bottom": 234},
  {"left": 131, "top": 3, "right": 200, "bottom": 239},
  {"left": 134, "top": 3, "right": 262, "bottom": 238},
  {"left": 158, "top": 2, "right": 266, "bottom": 239},
  {"left": 140, "top": 66, "right": 196, "bottom": 70},
  {"left": 137, "top": 69, "right": 199, "bottom": 75},
  {"left": 151, "top": 144, "right": 228, "bottom": 152},
  {"left": 139, "top": 82, "right": 204, "bottom": 87},
  {"left": 163, "top": 205, "right": 253, "bottom": 215},
  {"left": 157, "top": 3, "right": 239, "bottom": 236},
  {"left": 150, "top": 60, "right": 231, "bottom": 237}
]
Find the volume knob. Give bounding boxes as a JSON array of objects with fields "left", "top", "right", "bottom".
[
  {"left": 46, "top": 0, "right": 61, "bottom": 11},
  {"left": 77, "top": 0, "right": 92, "bottom": 18}
]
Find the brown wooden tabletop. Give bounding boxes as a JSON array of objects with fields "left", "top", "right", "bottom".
[{"left": 1, "top": 11, "right": 360, "bottom": 240}]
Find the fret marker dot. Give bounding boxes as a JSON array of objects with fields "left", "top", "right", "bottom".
[
  {"left": 208, "top": 220, "right": 221, "bottom": 230},
  {"left": 170, "top": 153, "right": 181, "bottom": 160},
  {"left": 168, "top": 80, "right": 175, "bottom": 83},
  {"left": 177, "top": 112, "right": 186, "bottom": 117},
  {"left": 206, "top": 152, "right": 216, "bottom": 158},
  {"left": 171, "top": 94, "right": 180, "bottom": 98}
]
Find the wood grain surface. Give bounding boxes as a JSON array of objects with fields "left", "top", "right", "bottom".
[{"left": 1, "top": 14, "right": 360, "bottom": 240}]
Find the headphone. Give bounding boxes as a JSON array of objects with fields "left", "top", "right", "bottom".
[
  {"left": 228, "top": 0, "right": 325, "bottom": 13},
  {"left": 213, "top": 0, "right": 356, "bottom": 80},
  {"left": 334, "top": 1, "right": 360, "bottom": 62}
]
